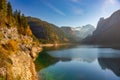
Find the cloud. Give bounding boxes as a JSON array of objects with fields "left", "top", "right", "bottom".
[{"left": 44, "top": 2, "right": 65, "bottom": 16}]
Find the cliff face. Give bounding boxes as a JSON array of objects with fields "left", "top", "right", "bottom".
[
  {"left": 0, "top": 27, "right": 42, "bottom": 80},
  {"left": 84, "top": 10, "right": 120, "bottom": 45}
]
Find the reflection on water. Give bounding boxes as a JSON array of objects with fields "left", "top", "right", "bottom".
[
  {"left": 98, "top": 58, "right": 120, "bottom": 77},
  {"left": 35, "top": 45, "right": 120, "bottom": 80}
]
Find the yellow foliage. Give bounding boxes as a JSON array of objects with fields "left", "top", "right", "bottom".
[
  {"left": 26, "top": 26, "right": 32, "bottom": 36},
  {"left": 3, "top": 40, "right": 18, "bottom": 52},
  {"left": 24, "top": 38, "right": 31, "bottom": 44},
  {"left": 0, "top": 32, "right": 3, "bottom": 41},
  {"left": 17, "top": 26, "right": 32, "bottom": 36}
]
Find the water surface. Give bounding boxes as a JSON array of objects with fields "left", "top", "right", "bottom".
[{"left": 35, "top": 45, "right": 120, "bottom": 80}]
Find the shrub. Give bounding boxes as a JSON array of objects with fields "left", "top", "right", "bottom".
[
  {"left": 3, "top": 40, "right": 18, "bottom": 52},
  {"left": 26, "top": 26, "right": 32, "bottom": 36}
]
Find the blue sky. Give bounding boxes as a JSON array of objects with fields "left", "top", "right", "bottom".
[{"left": 10, "top": 0, "right": 120, "bottom": 27}]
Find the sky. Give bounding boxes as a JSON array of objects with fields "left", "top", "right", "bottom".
[{"left": 9, "top": 0, "right": 120, "bottom": 27}]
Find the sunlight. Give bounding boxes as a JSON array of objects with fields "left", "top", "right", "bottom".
[{"left": 108, "top": 0, "right": 116, "bottom": 4}]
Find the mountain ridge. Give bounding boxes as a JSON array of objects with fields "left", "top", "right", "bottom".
[{"left": 83, "top": 10, "right": 120, "bottom": 46}]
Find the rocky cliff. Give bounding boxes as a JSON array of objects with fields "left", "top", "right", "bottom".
[
  {"left": 0, "top": 26, "right": 42, "bottom": 80},
  {"left": 83, "top": 10, "right": 120, "bottom": 45}
]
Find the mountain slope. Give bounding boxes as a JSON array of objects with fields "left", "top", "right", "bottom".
[
  {"left": 27, "top": 17, "right": 69, "bottom": 43},
  {"left": 0, "top": 1, "right": 41, "bottom": 80},
  {"left": 61, "top": 26, "right": 77, "bottom": 42},
  {"left": 61, "top": 25, "right": 95, "bottom": 42}
]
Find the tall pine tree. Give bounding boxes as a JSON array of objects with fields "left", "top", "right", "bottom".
[{"left": 7, "top": 2, "right": 12, "bottom": 19}]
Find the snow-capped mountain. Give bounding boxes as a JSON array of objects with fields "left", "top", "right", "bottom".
[{"left": 72, "top": 24, "right": 95, "bottom": 39}]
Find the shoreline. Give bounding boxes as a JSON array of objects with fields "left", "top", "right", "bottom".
[{"left": 39, "top": 43, "right": 75, "bottom": 47}]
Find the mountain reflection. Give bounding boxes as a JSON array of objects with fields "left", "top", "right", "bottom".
[
  {"left": 98, "top": 58, "right": 120, "bottom": 77},
  {"left": 35, "top": 50, "right": 59, "bottom": 71},
  {"left": 35, "top": 50, "right": 71, "bottom": 71}
]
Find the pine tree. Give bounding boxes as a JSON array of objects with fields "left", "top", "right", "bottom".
[
  {"left": 21, "top": 14, "right": 28, "bottom": 28},
  {"left": 7, "top": 2, "right": 12, "bottom": 19},
  {"left": 13, "top": 10, "right": 21, "bottom": 26}
]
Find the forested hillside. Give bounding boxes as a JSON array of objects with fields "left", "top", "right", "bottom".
[{"left": 27, "top": 17, "right": 69, "bottom": 43}]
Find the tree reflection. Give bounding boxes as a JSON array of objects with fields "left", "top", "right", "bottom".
[{"left": 35, "top": 50, "right": 59, "bottom": 71}]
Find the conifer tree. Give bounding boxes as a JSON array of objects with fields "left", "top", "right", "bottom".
[{"left": 7, "top": 2, "right": 12, "bottom": 19}]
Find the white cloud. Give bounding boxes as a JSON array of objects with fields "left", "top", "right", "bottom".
[{"left": 44, "top": 2, "right": 65, "bottom": 16}]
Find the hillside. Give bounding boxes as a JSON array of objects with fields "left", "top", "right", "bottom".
[
  {"left": 27, "top": 17, "right": 69, "bottom": 44},
  {"left": 61, "top": 26, "right": 78, "bottom": 42}
]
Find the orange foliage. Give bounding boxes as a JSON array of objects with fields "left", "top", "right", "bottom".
[{"left": 3, "top": 40, "right": 18, "bottom": 52}]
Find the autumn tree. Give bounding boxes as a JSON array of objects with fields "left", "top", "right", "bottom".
[
  {"left": 0, "top": 0, "right": 7, "bottom": 25},
  {"left": 0, "top": 0, "right": 7, "bottom": 16}
]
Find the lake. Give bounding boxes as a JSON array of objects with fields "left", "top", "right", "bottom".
[{"left": 35, "top": 45, "right": 120, "bottom": 80}]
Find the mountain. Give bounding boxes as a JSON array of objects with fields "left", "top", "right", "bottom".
[
  {"left": 61, "top": 25, "right": 95, "bottom": 42},
  {"left": 27, "top": 17, "right": 69, "bottom": 43},
  {"left": 61, "top": 26, "right": 77, "bottom": 42},
  {"left": 83, "top": 10, "right": 120, "bottom": 45},
  {"left": 27, "top": 16, "right": 95, "bottom": 43},
  {"left": 72, "top": 24, "right": 95, "bottom": 39}
]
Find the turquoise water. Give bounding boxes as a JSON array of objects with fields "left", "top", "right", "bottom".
[{"left": 35, "top": 45, "right": 120, "bottom": 80}]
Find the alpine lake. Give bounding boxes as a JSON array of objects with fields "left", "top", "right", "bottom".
[{"left": 35, "top": 45, "right": 120, "bottom": 80}]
